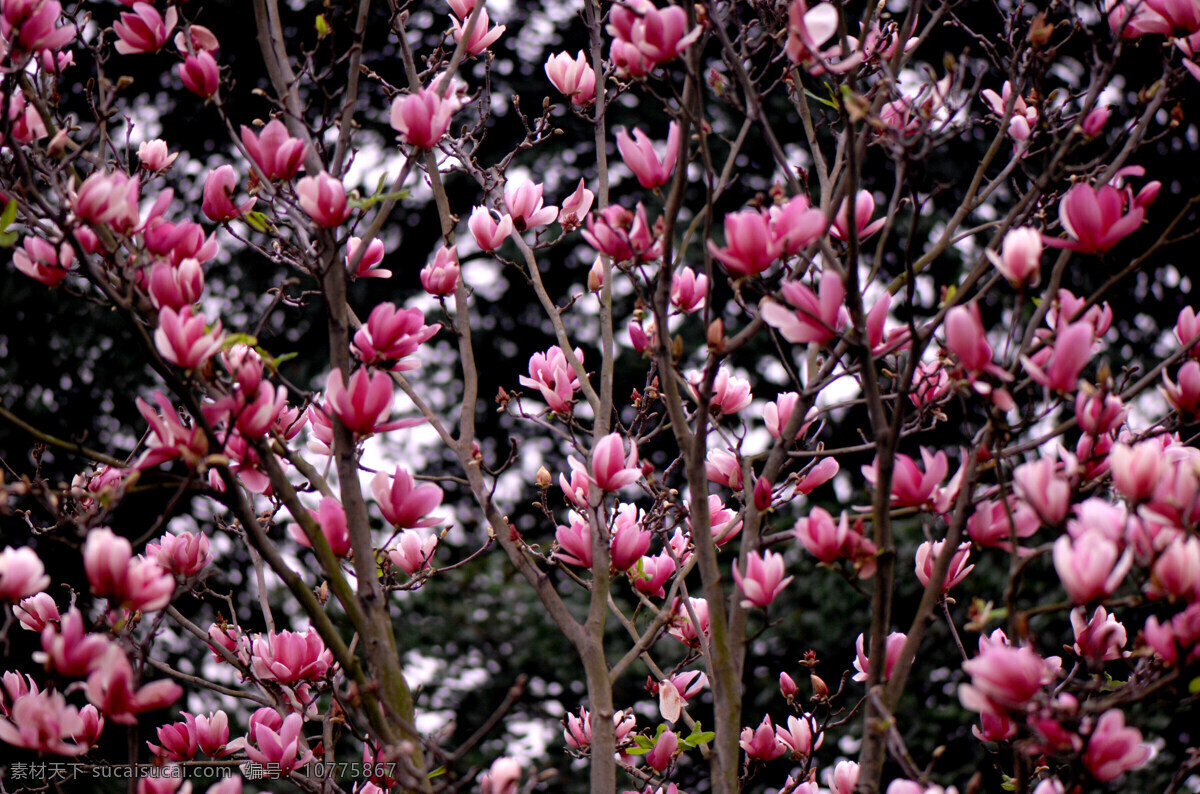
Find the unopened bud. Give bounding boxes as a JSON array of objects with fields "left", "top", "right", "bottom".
[
  {"left": 779, "top": 672, "right": 799, "bottom": 699},
  {"left": 588, "top": 257, "right": 604, "bottom": 292},
  {"left": 1028, "top": 12, "right": 1053, "bottom": 47},
  {"left": 707, "top": 318, "right": 725, "bottom": 351},
  {"left": 754, "top": 477, "right": 772, "bottom": 512},
  {"left": 536, "top": 466, "right": 552, "bottom": 489},
  {"left": 810, "top": 673, "right": 828, "bottom": 699}
]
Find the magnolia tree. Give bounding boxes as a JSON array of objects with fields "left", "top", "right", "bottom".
[{"left": 3, "top": 0, "right": 1200, "bottom": 791}]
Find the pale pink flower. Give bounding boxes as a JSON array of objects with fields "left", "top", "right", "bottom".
[
  {"left": 243, "top": 712, "right": 312, "bottom": 776},
  {"left": 347, "top": 236, "right": 389, "bottom": 279},
  {"left": 146, "top": 531, "right": 212, "bottom": 578},
  {"left": 137, "top": 139, "right": 178, "bottom": 173},
  {"left": 86, "top": 646, "right": 183, "bottom": 725},
  {"left": 14, "top": 591, "right": 59, "bottom": 632},
  {"left": 449, "top": 7, "right": 505, "bottom": 54},
  {"left": 987, "top": 227, "right": 1042, "bottom": 287},
  {"left": 389, "top": 87, "right": 458, "bottom": 149},
  {"left": 852, "top": 631, "right": 906, "bottom": 681},
  {"left": 831, "top": 190, "right": 886, "bottom": 241},
  {"left": 0, "top": 689, "right": 87, "bottom": 755},
  {"left": 387, "top": 531, "right": 438, "bottom": 575},
  {"left": 289, "top": 498, "right": 351, "bottom": 557},
  {"left": 545, "top": 51, "right": 596, "bottom": 105},
  {"left": 0, "top": 547, "right": 49, "bottom": 602},
  {"left": 201, "top": 165, "right": 254, "bottom": 222},
  {"left": 371, "top": 467, "right": 443, "bottom": 529},
  {"left": 914, "top": 540, "right": 973, "bottom": 592},
  {"left": 558, "top": 178, "right": 595, "bottom": 229},
  {"left": 733, "top": 550, "right": 794, "bottom": 608},
  {"left": 1053, "top": 530, "right": 1132, "bottom": 604},
  {"left": 591, "top": 433, "right": 641, "bottom": 492},
  {"left": 740, "top": 715, "right": 788, "bottom": 760},
  {"left": 670, "top": 266, "right": 709, "bottom": 313},
  {"left": 1071, "top": 606, "right": 1127, "bottom": 663},
  {"left": 113, "top": 3, "right": 177, "bottom": 55},
  {"left": 421, "top": 245, "right": 460, "bottom": 295},
  {"left": 468, "top": 205, "right": 513, "bottom": 251},
  {"left": 1082, "top": 710, "right": 1152, "bottom": 781},
  {"left": 296, "top": 171, "right": 350, "bottom": 228},
  {"left": 518, "top": 346, "right": 583, "bottom": 414},
  {"left": 760, "top": 269, "right": 847, "bottom": 345},
  {"left": 504, "top": 179, "right": 558, "bottom": 231},
  {"left": 12, "top": 236, "right": 74, "bottom": 287}
]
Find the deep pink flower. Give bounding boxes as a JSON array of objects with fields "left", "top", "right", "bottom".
[
  {"left": 740, "top": 715, "right": 788, "bottom": 761},
  {"left": 201, "top": 165, "right": 254, "bottom": 222},
  {"left": 670, "top": 266, "right": 709, "bottom": 313},
  {"left": 347, "top": 236, "right": 389, "bottom": 279},
  {"left": 12, "top": 235, "right": 75, "bottom": 286},
  {"left": 74, "top": 171, "right": 141, "bottom": 231},
  {"left": 352, "top": 303, "right": 436, "bottom": 370},
  {"left": 449, "top": 7, "right": 505, "bottom": 54},
  {"left": 708, "top": 209, "right": 782, "bottom": 277},
  {"left": 610, "top": 504, "right": 650, "bottom": 571},
  {"left": 250, "top": 629, "right": 333, "bottom": 685},
  {"left": 241, "top": 120, "right": 307, "bottom": 181},
  {"left": 371, "top": 466, "right": 443, "bottom": 529},
  {"left": 591, "top": 433, "right": 641, "bottom": 492},
  {"left": 154, "top": 306, "right": 224, "bottom": 370},
  {"left": 420, "top": 245, "right": 460, "bottom": 295},
  {"left": 1082, "top": 710, "right": 1152, "bottom": 781},
  {"left": 146, "top": 531, "right": 212, "bottom": 578},
  {"left": 760, "top": 269, "right": 847, "bottom": 345},
  {"left": 325, "top": 368, "right": 423, "bottom": 436},
  {"left": 1043, "top": 182, "right": 1149, "bottom": 253},
  {"left": 733, "top": 550, "right": 793, "bottom": 608},
  {"left": 389, "top": 87, "right": 458, "bottom": 149},
  {"left": 616, "top": 122, "right": 681, "bottom": 189},
  {"left": 147, "top": 713, "right": 198, "bottom": 761},
  {"left": 290, "top": 497, "right": 351, "bottom": 557},
  {"left": 296, "top": 172, "right": 350, "bottom": 228},
  {"left": 518, "top": 346, "right": 583, "bottom": 414},
  {"left": 1071, "top": 606, "right": 1127, "bottom": 663},
  {"left": 554, "top": 515, "right": 592, "bottom": 568},
  {"left": 113, "top": 3, "right": 177, "bottom": 55},
  {"left": 504, "top": 179, "right": 558, "bottom": 231},
  {"left": 914, "top": 540, "right": 974, "bottom": 592},
  {"left": 606, "top": 0, "right": 699, "bottom": 76},
  {"left": 852, "top": 631, "right": 906, "bottom": 681},
  {"left": 468, "top": 205, "right": 513, "bottom": 251},
  {"left": 180, "top": 51, "right": 220, "bottom": 97},
  {"left": 831, "top": 190, "right": 886, "bottom": 241},
  {"left": 147, "top": 259, "right": 204, "bottom": 310},
  {"left": 14, "top": 591, "right": 59, "bottom": 632},
  {"left": 243, "top": 712, "right": 312, "bottom": 776},
  {"left": 86, "top": 646, "right": 183, "bottom": 725},
  {"left": 37, "top": 607, "right": 111, "bottom": 677},
  {"left": 959, "top": 634, "right": 1056, "bottom": 717}
]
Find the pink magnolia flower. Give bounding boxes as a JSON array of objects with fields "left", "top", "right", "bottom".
[
  {"left": 207, "top": 623, "right": 247, "bottom": 664},
  {"left": 180, "top": 51, "right": 220, "bottom": 97},
  {"left": 554, "top": 515, "right": 592, "bottom": 568},
  {"left": 1012, "top": 455, "right": 1072, "bottom": 526},
  {"left": 863, "top": 448, "right": 950, "bottom": 510},
  {"left": 38, "top": 607, "right": 111, "bottom": 677},
  {"left": 786, "top": 0, "right": 841, "bottom": 65},
  {"left": 558, "top": 178, "right": 594, "bottom": 229},
  {"left": 137, "top": 139, "right": 178, "bottom": 173},
  {"left": 113, "top": 3, "right": 177, "bottom": 55},
  {"left": 1053, "top": 530, "right": 1132, "bottom": 603},
  {"left": 83, "top": 527, "right": 135, "bottom": 601},
  {"left": 0, "top": 547, "right": 49, "bottom": 602},
  {"left": 668, "top": 596, "right": 709, "bottom": 646},
  {"left": 1043, "top": 180, "right": 1153, "bottom": 253},
  {"left": 740, "top": 715, "right": 788, "bottom": 761},
  {"left": 987, "top": 227, "right": 1042, "bottom": 287},
  {"left": 959, "top": 634, "right": 1057, "bottom": 717},
  {"left": 371, "top": 467, "right": 443, "bottom": 529},
  {"left": 389, "top": 87, "right": 458, "bottom": 149},
  {"left": 15, "top": 591, "right": 59, "bottom": 632},
  {"left": 325, "top": 368, "right": 423, "bottom": 436},
  {"left": 631, "top": 552, "right": 674, "bottom": 597},
  {"left": 154, "top": 306, "right": 224, "bottom": 370},
  {"left": 2, "top": 0, "right": 74, "bottom": 53},
  {"left": 450, "top": 7, "right": 505, "bottom": 54},
  {"left": 244, "top": 712, "right": 312, "bottom": 776},
  {"left": 645, "top": 727, "right": 678, "bottom": 771},
  {"left": 1148, "top": 536, "right": 1200, "bottom": 600},
  {"left": 1163, "top": 361, "right": 1200, "bottom": 415},
  {"left": 74, "top": 170, "right": 141, "bottom": 231},
  {"left": 387, "top": 531, "right": 438, "bottom": 575},
  {"left": 420, "top": 246, "right": 459, "bottom": 296},
  {"left": 296, "top": 172, "right": 350, "bottom": 228},
  {"left": 134, "top": 392, "right": 209, "bottom": 469},
  {"left": 147, "top": 259, "right": 204, "bottom": 310},
  {"left": 769, "top": 193, "right": 827, "bottom": 255},
  {"left": 760, "top": 269, "right": 847, "bottom": 345},
  {"left": 852, "top": 631, "right": 906, "bottom": 681},
  {"left": 708, "top": 209, "right": 783, "bottom": 277},
  {"left": 146, "top": 531, "right": 212, "bottom": 578},
  {"left": 795, "top": 507, "right": 849, "bottom": 563},
  {"left": 504, "top": 179, "right": 558, "bottom": 231},
  {"left": 705, "top": 447, "right": 743, "bottom": 490},
  {"left": 173, "top": 23, "right": 220, "bottom": 53},
  {"left": 610, "top": 504, "right": 650, "bottom": 571},
  {"left": 195, "top": 710, "right": 230, "bottom": 757},
  {"left": 352, "top": 303, "right": 436, "bottom": 370},
  {"left": 1082, "top": 105, "right": 1110, "bottom": 136},
  {"left": 606, "top": 0, "right": 699, "bottom": 76},
  {"left": 468, "top": 205, "right": 514, "bottom": 251},
  {"left": 75, "top": 704, "right": 105, "bottom": 749},
  {"left": 733, "top": 550, "right": 794, "bottom": 608},
  {"left": 1075, "top": 386, "right": 1126, "bottom": 434},
  {"left": 479, "top": 757, "right": 521, "bottom": 794},
  {"left": 670, "top": 266, "right": 709, "bottom": 313},
  {"left": 144, "top": 218, "right": 218, "bottom": 264},
  {"left": 147, "top": 713, "right": 198, "bottom": 760},
  {"left": 944, "top": 303, "right": 1005, "bottom": 381},
  {"left": 201, "top": 165, "right": 254, "bottom": 222},
  {"left": 827, "top": 760, "right": 860, "bottom": 794},
  {"left": 1071, "top": 606, "right": 1127, "bottom": 664},
  {"left": 914, "top": 540, "right": 974, "bottom": 592},
  {"left": 12, "top": 235, "right": 75, "bottom": 287},
  {"left": 1021, "top": 320, "right": 1095, "bottom": 393},
  {"left": 967, "top": 497, "right": 1040, "bottom": 551},
  {"left": 545, "top": 50, "right": 595, "bottom": 105},
  {"left": 86, "top": 646, "right": 183, "bottom": 725},
  {"left": 250, "top": 629, "right": 333, "bottom": 684},
  {"left": 0, "top": 689, "right": 87, "bottom": 756},
  {"left": 616, "top": 122, "right": 681, "bottom": 189},
  {"left": 1108, "top": 440, "right": 1164, "bottom": 503},
  {"left": 694, "top": 367, "right": 752, "bottom": 416},
  {"left": 591, "top": 433, "right": 641, "bottom": 492},
  {"left": 776, "top": 713, "right": 822, "bottom": 757},
  {"left": 241, "top": 120, "right": 306, "bottom": 181},
  {"left": 1082, "top": 709, "right": 1152, "bottom": 781},
  {"left": 347, "top": 236, "right": 389, "bottom": 279},
  {"left": 290, "top": 497, "right": 351, "bottom": 557},
  {"left": 519, "top": 346, "right": 583, "bottom": 414},
  {"left": 831, "top": 190, "right": 886, "bottom": 241},
  {"left": 563, "top": 706, "right": 637, "bottom": 749}
]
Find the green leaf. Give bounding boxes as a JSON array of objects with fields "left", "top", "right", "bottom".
[
  {"left": 623, "top": 746, "right": 651, "bottom": 756},
  {"left": 315, "top": 13, "right": 330, "bottom": 39},
  {"left": 1187, "top": 676, "right": 1200, "bottom": 695},
  {"left": 0, "top": 230, "right": 17, "bottom": 248},
  {"left": 242, "top": 211, "right": 272, "bottom": 233},
  {"left": 427, "top": 766, "right": 446, "bottom": 779},
  {"left": 688, "top": 731, "right": 715, "bottom": 746},
  {"left": 223, "top": 333, "right": 259, "bottom": 350},
  {"left": 272, "top": 351, "right": 298, "bottom": 366},
  {"left": 350, "top": 189, "right": 412, "bottom": 210},
  {"left": 0, "top": 198, "right": 17, "bottom": 231}
]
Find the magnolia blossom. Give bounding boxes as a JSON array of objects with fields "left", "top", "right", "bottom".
[
  {"left": 616, "top": 122, "right": 681, "bottom": 189},
  {"left": 732, "top": 550, "right": 794, "bottom": 608},
  {"left": 449, "top": 7, "right": 505, "bottom": 55},
  {"left": 241, "top": 120, "right": 306, "bottom": 181},
  {"left": 0, "top": 546, "right": 50, "bottom": 602},
  {"left": 760, "top": 270, "right": 847, "bottom": 345},
  {"left": 504, "top": 179, "right": 558, "bottom": 231},
  {"left": 545, "top": 50, "right": 595, "bottom": 105},
  {"left": 914, "top": 540, "right": 974, "bottom": 592},
  {"left": 390, "top": 87, "right": 458, "bottom": 149},
  {"left": 519, "top": 346, "right": 583, "bottom": 414}
]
